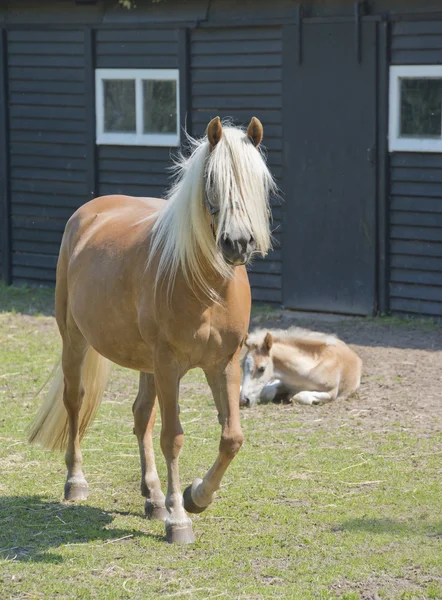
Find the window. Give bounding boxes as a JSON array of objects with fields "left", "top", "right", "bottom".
[
  {"left": 95, "top": 69, "right": 180, "bottom": 146},
  {"left": 389, "top": 65, "right": 442, "bottom": 152}
]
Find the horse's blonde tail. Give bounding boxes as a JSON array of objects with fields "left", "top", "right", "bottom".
[{"left": 28, "top": 347, "right": 111, "bottom": 451}]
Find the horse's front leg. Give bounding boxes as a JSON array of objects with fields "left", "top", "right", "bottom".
[
  {"left": 155, "top": 349, "right": 194, "bottom": 543},
  {"left": 184, "top": 352, "right": 244, "bottom": 514}
]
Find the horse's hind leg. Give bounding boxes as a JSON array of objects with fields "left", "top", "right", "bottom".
[
  {"left": 61, "top": 325, "right": 89, "bottom": 501},
  {"left": 133, "top": 372, "right": 167, "bottom": 521}
]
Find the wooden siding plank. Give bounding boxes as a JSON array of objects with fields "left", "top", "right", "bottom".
[
  {"left": 391, "top": 181, "right": 442, "bottom": 197},
  {"left": 99, "top": 173, "right": 169, "bottom": 186},
  {"left": 251, "top": 287, "right": 281, "bottom": 303},
  {"left": 391, "top": 49, "right": 442, "bottom": 64},
  {"left": 8, "top": 66, "right": 85, "bottom": 81},
  {"left": 9, "top": 104, "right": 86, "bottom": 120},
  {"left": 192, "top": 67, "right": 282, "bottom": 83},
  {"left": 8, "top": 54, "right": 85, "bottom": 68},
  {"left": 9, "top": 80, "right": 85, "bottom": 94},
  {"left": 390, "top": 297, "right": 442, "bottom": 317},
  {"left": 10, "top": 167, "right": 87, "bottom": 183},
  {"left": 10, "top": 142, "right": 87, "bottom": 158},
  {"left": 192, "top": 81, "right": 282, "bottom": 97},
  {"left": 390, "top": 282, "right": 442, "bottom": 303},
  {"left": 9, "top": 92, "right": 85, "bottom": 107},
  {"left": 191, "top": 40, "right": 282, "bottom": 55},
  {"left": 392, "top": 167, "right": 442, "bottom": 184},
  {"left": 391, "top": 268, "right": 442, "bottom": 286},
  {"left": 96, "top": 41, "right": 178, "bottom": 56},
  {"left": 11, "top": 265, "right": 56, "bottom": 282},
  {"left": 8, "top": 41, "right": 84, "bottom": 55},
  {"left": 391, "top": 240, "right": 442, "bottom": 258},
  {"left": 96, "top": 29, "right": 178, "bottom": 43},
  {"left": 392, "top": 21, "right": 442, "bottom": 37},
  {"left": 13, "top": 252, "right": 58, "bottom": 269},
  {"left": 392, "top": 35, "right": 442, "bottom": 51},
  {"left": 391, "top": 225, "right": 442, "bottom": 242},
  {"left": 11, "top": 179, "right": 89, "bottom": 195},
  {"left": 192, "top": 28, "right": 281, "bottom": 42},
  {"left": 100, "top": 159, "right": 169, "bottom": 174},
  {"left": 10, "top": 191, "right": 83, "bottom": 208},
  {"left": 8, "top": 30, "right": 84, "bottom": 43},
  {"left": 391, "top": 254, "right": 442, "bottom": 272},
  {"left": 98, "top": 184, "right": 166, "bottom": 198},
  {"left": 391, "top": 196, "right": 442, "bottom": 214},
  {"left": 191, "top": 109, "right": 282, "bottom": 125},
  {"left": 390, "top": 211, "right": 442, "bottom": 228},
  {"left": 391, "top": 153, "right": 442, "bottom": 169},
  {"left": 248, "top": 273, "right": 282, "bottom": 289},
  {"left": 95, "top": 55, "right": 178, "bottom": 69},
  {"left": 10, "top": 130, "right": 86, "bottom": 144},
  {"left": 98, "top": 146, "right": 171, "bottom": 162},
  {"left": 192, "top": 95, "right": 281, "bottom": 110},
  {"left": 12, "top": 229, "right": 63, "bottom": 244},
  {"left": 13, "top": 240, "right": 60, "bottom": 255},
  {"left": 10, "top": 118, "right": 87, "bottom": 133},
  {"left": 192, "top": 54, "right": 282, "bottom": 68}
]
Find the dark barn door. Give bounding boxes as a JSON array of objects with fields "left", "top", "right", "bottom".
[{"left": 283, "top": 21, "right": 377, "bottom": 315}]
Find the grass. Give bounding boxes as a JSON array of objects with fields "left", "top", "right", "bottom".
[{"left": 0, "top": 285, "right": 441, "bottom": 600}]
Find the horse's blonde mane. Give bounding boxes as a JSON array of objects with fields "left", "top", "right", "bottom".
[
  {"left": 248, "top": 327, "right": 338, "bottom": 348},
  {"left": 147, "top": 123, "right": 277, "bottom": 300}
]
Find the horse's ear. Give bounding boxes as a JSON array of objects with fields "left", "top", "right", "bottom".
[
  {"left": 244, "top": 335, "right": 251, "bottom": 349},
  {"left": 263, "top": 332, "right": 273, "bottom": 353},
  {"left": 247, "top": 116, "right": 263, "bottom": 147},
  {"left": 207, "top": 116, "right": 223, "bottom": 148}
]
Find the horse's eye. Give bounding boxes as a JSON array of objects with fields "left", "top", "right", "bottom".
[{"left": 257, "top": 366, "right": 266, "bottom": 374}]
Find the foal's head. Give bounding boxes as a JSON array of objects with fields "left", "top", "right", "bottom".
[
  {"left": 240, "top": 331, "right": 275, "bottom": 407},
  {"left": 204, "top": 117, "right": 275, "bottom": 267}
]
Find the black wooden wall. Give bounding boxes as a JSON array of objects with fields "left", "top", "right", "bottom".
[
  {"left": 190, "top": 26, "right": 283, "bottom": 303},
  {"left": 96, "top": 28, "right": 177, "bottom": 200},
  {"left": 7, "top": 29, "right": 89, "bottom": 284},
  {"left": 1, "top": 21, "right": 285, "bottom": 304},
  {"left": 389, "top": 21, "right": 442, "bottom": 317}
]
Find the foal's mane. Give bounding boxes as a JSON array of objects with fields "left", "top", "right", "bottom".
[{"left": 147, "top": 122, "right": 277, "bottom": 300}]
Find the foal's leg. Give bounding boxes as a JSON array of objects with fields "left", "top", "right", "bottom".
[
  {"left": 155, "top": 349, "right": 194, "bottom": 543},
  {"left": 293, "top": 391, "right": 333, "bottom": 406},
  {"left": 184, "top": 352, "right": 244, "bottom": 514},
  {"left": 62, "top": 330, "right": 89, "bottom": 501},
  {"left": 132, "top": 372, "right": 167, "bottom": 520}
]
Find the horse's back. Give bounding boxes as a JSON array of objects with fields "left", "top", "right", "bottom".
[{"left": 62, "top": 195, "right": 165, "bottom": 252}]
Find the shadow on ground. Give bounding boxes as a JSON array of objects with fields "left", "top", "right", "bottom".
[
  {"left": 0, "top": 285, "right": 54, "bottom": 317},
  {"left": 0, "top": 495, "right": 161, "bottom": 563},
  {"left": 341, "top": 517, "right": 442, "bottom": 538},
  {"left": 250, "top": 308, "right": 442, "bottom": 352}
]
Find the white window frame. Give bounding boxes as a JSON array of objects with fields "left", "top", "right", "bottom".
[
  {"left": 95, "top": 68, "right": 180, "bottom": 147},
  {"left": 389, "top": 65, "right": 442, "bottom": 153}
]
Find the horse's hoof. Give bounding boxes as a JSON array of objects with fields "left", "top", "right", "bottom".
[
  {"left": 64, "top": 478, "right": 89, "bottom": 501},
  {"left": 145, "top": 500, "right": 169, "bottom": 521},
  {"left": 165, "top": 518, "right": 195, "bottom": 544},
  {"left": 183, "top": 478, "right": 211, "bottom": 514}
]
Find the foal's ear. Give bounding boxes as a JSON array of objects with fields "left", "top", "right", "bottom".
[
  {"left": 263, "top": 332, "right": 273, "bottom": 353},
  {"left": 247, "top": 116, "right": 263, "bottom": 147},
  {"left": 207, "top": 116, "right": 223, "bottom": 148}
]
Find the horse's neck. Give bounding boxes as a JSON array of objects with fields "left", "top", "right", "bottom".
[{"left": 271, "top": 342, "right": 296, "bottom": 379}]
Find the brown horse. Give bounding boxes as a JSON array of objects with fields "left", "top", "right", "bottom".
[{"left": 28, "top": 117, "right": 276, "bottom": 543}]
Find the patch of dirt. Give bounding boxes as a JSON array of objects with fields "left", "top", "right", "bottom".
[
  {"left": 249, "top": 311, "right": 442, "bottom": 438},
  {"left": 330, "top": 571, "right": 442, "bottom": 599}
]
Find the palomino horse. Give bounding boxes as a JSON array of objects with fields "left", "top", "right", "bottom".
[
  {"left": 240, "top": 327, "right": 362, "bottom": 407},
  {"left": 29, "top": 117, "right": 276, "bottom": 543}
]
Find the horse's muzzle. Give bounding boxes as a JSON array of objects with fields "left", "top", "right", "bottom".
[{"left": 220, "top": 234, "right": 256, "bottom": 266}]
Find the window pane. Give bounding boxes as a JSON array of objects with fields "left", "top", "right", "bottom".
[
  {"left": 103, "top": 80, "right": 136, "bottom": 133},
  {"left": 143, "top": 80, "right": 177, "bottom": 134},
  {"left": 400, "top": 78, "right": 442, "bottom": 137}
]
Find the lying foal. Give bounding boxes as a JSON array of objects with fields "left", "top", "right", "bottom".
[{"left": 240, "top": 327, "right": 362, "bottom": 407}]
